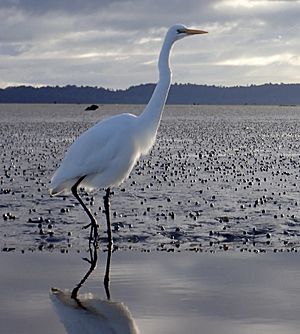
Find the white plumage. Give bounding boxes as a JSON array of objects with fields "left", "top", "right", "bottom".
[
  {"left": 49, "top": 24, "right": 207, "bottom": 241},
  {"left": 50, "top": 24, "right": 207, "bottom": 196},
  {"left": 51, "top": 114, "right": 143, "bottom": 195}
]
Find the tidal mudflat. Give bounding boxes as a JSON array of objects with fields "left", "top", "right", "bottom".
[{"left": 1, "top": 104, "right": 300, "bottom": 252}]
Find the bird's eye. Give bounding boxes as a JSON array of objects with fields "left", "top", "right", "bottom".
[{"left": 177, "top": 29, "right": 185, "bottom": 34}]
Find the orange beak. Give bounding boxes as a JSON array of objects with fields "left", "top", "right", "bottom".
[{"left": 184, "top": 28, "right": 208, "bottom": 35}]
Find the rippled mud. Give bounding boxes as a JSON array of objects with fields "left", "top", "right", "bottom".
[{"left": 1, "top": 104, "right": 300, "bottom": 253}]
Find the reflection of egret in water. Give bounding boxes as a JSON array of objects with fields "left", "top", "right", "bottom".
[{"left": 50, "top": 244, "right": 139, "bottom": 334}]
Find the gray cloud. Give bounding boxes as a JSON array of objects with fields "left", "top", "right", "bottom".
[
  {"left": 0, "top": 0, "right": 118, "bottom": 15},
  {"left": 0, "top": 0, "right": 299, "bottom": 88}
]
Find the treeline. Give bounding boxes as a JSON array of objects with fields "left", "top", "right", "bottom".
[{"left": 0, "top": 83, "right": 299, "bottom": 105}]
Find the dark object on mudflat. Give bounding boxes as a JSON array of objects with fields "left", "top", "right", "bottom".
[{"left": 85, "top": 104, "right": 99, "bottom": 111}]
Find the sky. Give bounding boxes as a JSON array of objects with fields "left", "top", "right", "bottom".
[{"left": 0, "top": 0, "right": 300, "bottom": 89}]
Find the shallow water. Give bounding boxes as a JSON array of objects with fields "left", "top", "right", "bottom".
[
  {"left": 1, "top": 251, "right": 300, "bottom": 334},
  {"left": 1, "top": 104, "right": 300, "bottom": 252}
]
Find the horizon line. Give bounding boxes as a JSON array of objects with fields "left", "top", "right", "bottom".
[{"left": 1, "top": 82, "right": 300, "bottom": 91}]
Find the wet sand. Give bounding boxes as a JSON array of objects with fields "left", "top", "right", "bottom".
[{"left": 1, "top": 104, "right": 300, "bottom": 252}]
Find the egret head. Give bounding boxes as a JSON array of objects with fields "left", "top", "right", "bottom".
[{"left": 167, "top": 24, "right": 208, "bottom": 42}]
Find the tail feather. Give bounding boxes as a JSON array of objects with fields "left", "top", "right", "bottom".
[{"left": 50, "top": 177, "right": 78, "bottom": 196}]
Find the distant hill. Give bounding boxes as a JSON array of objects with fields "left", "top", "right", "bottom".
[{"left": 0, "top": 83, "right": 299, "bottom": 105}]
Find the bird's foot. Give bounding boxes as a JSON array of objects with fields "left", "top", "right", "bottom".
[
  {"left": 83, "top": 222, "right": 99, "bottom": 230},
  {"left": 83, "top": 222, "right": 91, "bottom": 229}
]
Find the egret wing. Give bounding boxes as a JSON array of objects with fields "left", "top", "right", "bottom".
[{"left": 50, "top": 114, "right": 137, "bottom": 194}]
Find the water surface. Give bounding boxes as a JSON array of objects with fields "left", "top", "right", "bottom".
[{"left": 1, "top": 251, "right": 300, "bottom": 334}]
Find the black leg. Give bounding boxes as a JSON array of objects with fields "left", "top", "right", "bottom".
[
  {"left": 104, "top": 241, "right": 112, "bottom": 300},
  {"left": 71, "top": 176, "right": 98, "bottom": 243},
  {"left": 103, "top": 188, "right": 113, "bottom": 247},
  {"left": 103, "top": 188, "right": 113, "bottom": 300}
]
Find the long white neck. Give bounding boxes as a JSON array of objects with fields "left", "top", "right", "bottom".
[{"left": 137, "top": 35, "right": 174, "bottom": 153}]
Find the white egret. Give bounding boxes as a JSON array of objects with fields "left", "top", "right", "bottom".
[{"left": 50, "top": 24, "right": 208, "bottom": 243}]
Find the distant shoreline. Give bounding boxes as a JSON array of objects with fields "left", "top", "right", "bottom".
[
  {"left": 1, "top": 83, "right": 300, "bottom": 105},
  {"left": 0, "top": 103, "right": 299, "bottom": 107}
]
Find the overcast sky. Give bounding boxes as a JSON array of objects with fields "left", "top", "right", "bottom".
[{"left": 0, "top": 0, "right": 299, "bottom": 89}]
